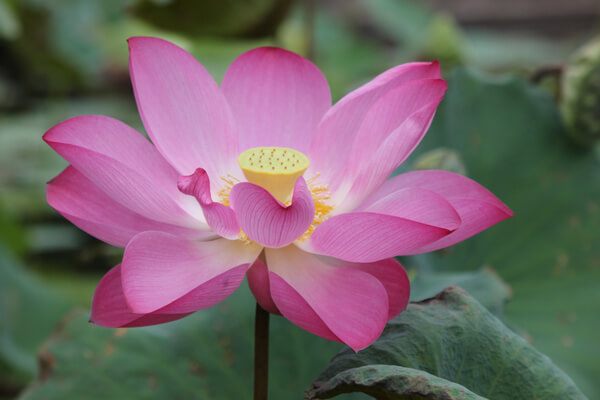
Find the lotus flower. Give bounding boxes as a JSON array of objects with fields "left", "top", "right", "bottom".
[{"left": 44, "top": 37, "right": 512, "bottom": 351}]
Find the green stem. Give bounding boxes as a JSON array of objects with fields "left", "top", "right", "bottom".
[{"left": 254, "top": 302, "right": 270, "bottom": 400}]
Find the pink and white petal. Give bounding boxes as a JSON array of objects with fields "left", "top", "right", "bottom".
[
  {"left": 246, "top": 258, "right": 280, "bottom": 315},
  {"left": 121, "top": 232, "right": 262, "bottom": 314},
  {"left": 348, "top": 79, "right": 447, "bottom": 173},
  {"left": 156, "top": 264, "right": 248, "bottom": 313},
  {"left": 355, "top": 187, "right": 460, "bottom": 231},
  {"left": 309, "top": 61, "right": 441, "bottom": 194},
  {"left": 306, "top": 212, "right": 453, "bottom": 263},
  {"left": 369, "top": 170, "right": 513, "bottom": 252},
  {"left": 43, "top": 115, "right": 203, "bottom": 226},
  {"left": 90, "top": 264, "right": 192, "bottom": 328},
  {"left": 229, "top": 177, "right": 315, "bottom": 248},
  {"left": 48, "top": 166, "right": 213, "bottom": 247},
  {"left": 178, "top": 168, "right": 240, "bottom": 239},
  {"left": 221, "top": 47, "right": 331, "bottom": 153},
  {"left": 268, "top": 273, "right": 340, "bottom": 343},
  {"left": 339, "top": 258, "right": 410, "bottom": 320},
  {"left": 129, "top": 37, "right": 238, "bottom": 181},
  {"left": 266, "top": 246, "right": 389, "bottom": 351},
  {"left": 335, "top": 98, "right": 444, "bottom": 212}
]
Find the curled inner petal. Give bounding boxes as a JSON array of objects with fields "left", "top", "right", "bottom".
[
  {"left": 230, "top": 177, "right": 315, "bottom": 248},
  {"left": 177, "top": 168, "right": 240, "bottom": 239}
]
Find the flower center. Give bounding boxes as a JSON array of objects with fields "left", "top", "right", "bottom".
[{"left": 238, "top": 146, "right": 309, "bottom": 204}]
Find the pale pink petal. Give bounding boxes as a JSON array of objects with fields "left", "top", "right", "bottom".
[
  {"left": 129, "top": 37, "right": 238, "bottom": 181},
  {"left": 349, "top": 79, "right": 447, "bottom": 173},
  {"left": 246, "top": 258, "right": 280, "bottom": 315},
  {"left": 355, "top": 187, "right": 461, "bottom": 231},
  {"left": 335, "top": 80, "right": 446, "bottom": 211},
  {"left": 221, "top": 47, "right": 331, "bottom": 153},
  {"left": 156, "top": 265, "right": 248, "bottom": 314},
  {"left": 177, "top": 168, "right": 240, "bottom": 239},
  {"left": 266, "top": 246, "right": 389, "bottom": 352},
  {"left": 229, "top": 177, "right": 315, "bottom": 248},
  {"left": 305, "top": 185, "right": 461, "bottom": 262},
  {"left": 48, "top": 166, "right": 213, "bottom": 247},
  {"left": 367, "top": 170, "right": 514, "bottom": 252},
  {"left": 121, "top": 232, "right": 262, "bottom": 314},
  {"left": 90, "top": 264, "right": 192, "bottom": 328},
  {"left": 306, "top": 215, "right": 452, "bottom": 263},
  {"left": 310, "top": 61, "right": 441, "bottom": 194},
  {"left": 43, "top": 115, "right": 203, "bottom": 227},
  {"left": 269, "top": 273, "right": 339, "bottom": 343}
]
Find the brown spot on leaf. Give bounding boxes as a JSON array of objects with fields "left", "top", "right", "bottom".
[
  {"left": 557, "top": 312, "right": 578, "bottom": 325},
  {"left": 568, "top": 215, "right": 581, "bottom": 228},
  {"left": 83, "top": 349, "right": 94, "bottom": 359},
  {"left": 553, "top": 252, "right": 569, "bottom": 276},
  {"left": 38, "top": 348, "right": 56, "bottom": 381},
  {"left": 148, "top": 374, "right": 158, "bottom": 389},
  {"left": 218, "top": 336, "right": 235, "bottom": 366},
  {"left": 561, "top": 335, "right": 574, "bottom": 347},
  {"left": 587, "top": 201, "right": 598, "bottom": 213},
  {"left": 471, "top": 129, "right": 481, "bottom": 149},
  {"left": 103, "top": 344, "right": 115, "bottom": 356},
  {"left": 523, "top": 331, "right": 534, "bottom": 345},
  {"left": 114, "top": 328, "right": 127, "bottom": 338},
  {"left": 555, "top": 172, "right": 568, "bottom": 181},
  {"left": 189, "top": 361, "right": 207, "bottom": 376}
]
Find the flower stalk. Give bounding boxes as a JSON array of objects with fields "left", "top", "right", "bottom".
[{"left": 254, "top": 302, "right": 270, "bottom": 400}]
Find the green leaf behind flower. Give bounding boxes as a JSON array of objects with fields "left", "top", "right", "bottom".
[
  {"left": 399, "top": 68, "right": 600, "bottom": 398},
  {"left": 17, "top": 285, "right": 363, "bottom": 400},
  {"left": 307, "top": 287, "right": 585, "bottom": 400},
  {"left": 0, "top": 247, "right": 70, "bottom": 386}
]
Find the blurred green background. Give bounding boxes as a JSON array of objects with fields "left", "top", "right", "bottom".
[{"left": 1, "top": 0, "right": 599, "bottom": 399}]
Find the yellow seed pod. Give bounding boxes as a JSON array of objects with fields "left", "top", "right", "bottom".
[{"left": 238, "top": 147, "right": 309, "bottom": 204}]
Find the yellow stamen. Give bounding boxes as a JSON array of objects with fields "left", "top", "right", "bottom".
[
  {"left": 217, "top": 171, "right": 332, "bottom": 243},
  {"left": 298, "top": 173, "right": 334, "bottom": 242},
  {"left": 238, "top": 147, "right": 309, "bottom": 204}
]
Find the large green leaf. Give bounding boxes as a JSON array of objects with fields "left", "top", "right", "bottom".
[
  {"left": 308, "top": 365, "right": 486, "bottom": 400},
  {"left": 307, "top": 287, "right": 585, "bottom": 400},
  {"left": 18, "top": 285, "right": 361, "bottom": 400},
  {"left": 0, "top": 247, "right": 70, "bottom": 385},
  {"left": 409, "top": 267, "right": 511, "bottom": 317},
  {"left": 397, "top": 68, "right": 600, "bottom": 397}
]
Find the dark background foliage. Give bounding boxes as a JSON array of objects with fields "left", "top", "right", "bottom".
[{"left": 0, "top": 0, "right": 599, "bottom": 399}]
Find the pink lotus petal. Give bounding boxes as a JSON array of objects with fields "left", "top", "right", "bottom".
[
  {"left": 310, "top": 61, "right": 441, "bottom": 195},
  {"left": 90, "top": 264, "right": 191, "bottom": 328},
  {"left": 178, "top": 168, "right": 240, "bottom": 239},
  {"left": 368, "top": 170, "right": 514, "bottom": 253},
  {"left": 305, "top": 185, "right": 461, "bottom": 262},
  {"left": 48, "top": 166, "right": 213, "bottom": 247},
  {"left": 336, "top": 81, "right": 447, "bottom": 211},
  {"left": 269, "top": 273, "right": 339, "bottom": 342},
  {"left": 349, "top": 79, "right": 447, "bottom": 172},
  {"left": 266, "top": 246, "right": 389, "bottom": 352},
  {"left": 229, "top": 177, "right": 315, "bottom": 248},
  {"left": 306, "top": 215, "right": 452, "bottom": 264},
  {"left": 246, "top": 258, "right": 280, "bottom": 315},
  {"left": 121, "top": 232, "right": 261, "bottom": 314},
  {"left": 43, "top": 115, "right": 203, "bottom": 227},
  {"left": 129, "top": 37, "right": 238, "bottom": 181},
  {"left": 338, "top": 258, "right": 410, "bottom": 320},
  {"left": 355, "top": 187, "right": 461, "bottom": 231},
  {"left": 156, "top": 264, "right": 248, "bottom": 314},
  {"left": 221, "top": 47, "right": 331, "bottom": 153}
]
